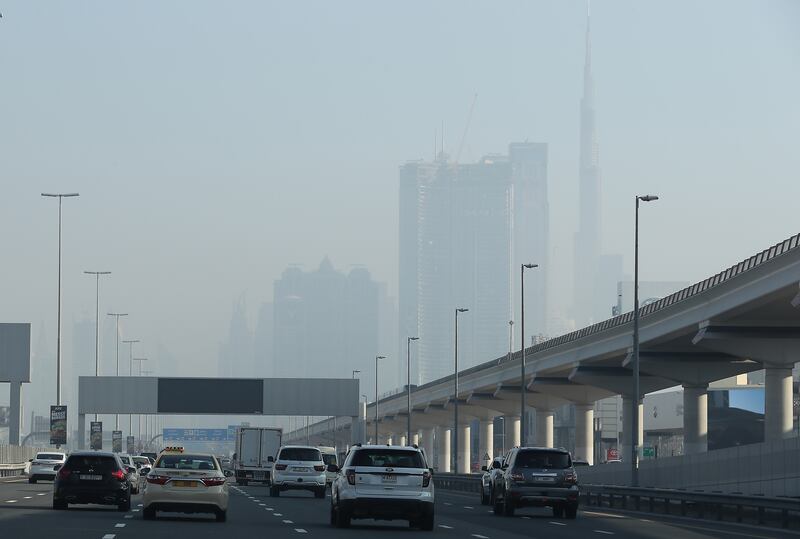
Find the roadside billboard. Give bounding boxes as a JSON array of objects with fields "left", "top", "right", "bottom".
[
  {"left": 90, "top": 421, "right": 103, "bottom": 450},
  {"left": 112, "top": 431, "right": 123, "bottom": 453},
  {"left": 49, "top": 405, "right": 67, "bottom": 446}
]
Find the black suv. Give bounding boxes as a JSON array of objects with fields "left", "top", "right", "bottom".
[
  {"left": 53, "top": 451, "right": 134, "bottom": 511},
  {"left": 491, "top": 447, "right": 579, "bottom": 518}
]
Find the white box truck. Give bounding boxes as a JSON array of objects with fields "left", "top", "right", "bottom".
[{"left": 234, "top": 427, "right": 282, "bottom": 486}]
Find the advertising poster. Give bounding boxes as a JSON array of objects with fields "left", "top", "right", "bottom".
[
  {"left": 112, "top": 430, "right": 123, "bottom": 453},
  {"left": 90, "top": 421, "right": 103, "bottom": 450},
  {"left": 126, "top": 436, "right": 135, "bottom": 454},
  {"left": 49, "top": 405, "right": 67, "bottom": 446}
]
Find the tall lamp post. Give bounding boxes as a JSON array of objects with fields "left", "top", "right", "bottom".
[
  {"left": 453, "top": 308, "right": 469, "bottom": 472},
  {"left": 520, "top": 263, "right": 538, "bottom": 446},
  {"left": 374, "top": 355, "right": 386, "bottom": 443},
  {"left": 632, "top": 194, "right": 658, "bottom": 487},
  {"left": 133, "top": 357, "right": 148, "bottom": 445},
  {"left": 107, "top": 312, "right": 128, "bottom": 429},
  {"left": 406, "top": 336, "right": 419, "bottom": 444},
  {"left": 84, "top": 271, "right": 111, "bottom": 421},
  {"left": 122, "top": 339, "right": 139, "bottom": 435},
  {"left": 41, "top": 192, "right": 79, "bottom": 408}
]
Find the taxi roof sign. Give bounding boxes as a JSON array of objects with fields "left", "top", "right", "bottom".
[{"left": 161, "top": 446, "right": 184, "bottom": 453}]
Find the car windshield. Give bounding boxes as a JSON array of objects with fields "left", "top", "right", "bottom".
[
  {"left": 351, "top": 449, "right": 424, "bottom": 468},
  {"left": 36, "top": 453, "right": 63, "bottom": 460},
  {"left": 133, "top": 457, "right": 150, "bottom": 466},
  {"left": 156, "top": 455, "right": 219, "bottom": 471},
  {"left": 279, "top": 448, "right": 321, "bottom": 461},
  {"left": 322, "top": 454, "right": 337, "bottom": 466},
  {"left": 64, "top": 455, "right": 118, "bottom": 471},
  {"left": 514, "top": 451, "right": 571, "bottom": 469}
]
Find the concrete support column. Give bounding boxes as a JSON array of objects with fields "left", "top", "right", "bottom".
[
  {"left": 411, "top": 433, "right": 420, "bottom": 446},
  {"left": 765, "top": 364, "right": 794, "bottom": 441},
  {"left": 8, "top": 381, "right": 22, "bottom": 446},
  {"left": 420, "top": 428, "right": 435, "bottom": 462},
  {"left": 504, "top": 415, "right": 520, "bottom": 448},
  {"left": 385, "top": 434, "right": 393, "bottom": 446},
  {"left": 437, "top": 427, "right": 451, "bottom": 473},
  {"left": 574, "top": 404, "right": 594, "bottom": 464},
  {"left": 352, "top": 403, "right": 367, "bottom": 445},
  {"left": 399, "top": 435, "right": 407, "bottom": 446},
  {"left": 478, "top": 419, "right": 494, "bottom": 464},
  {"left": 78, "top": 414, "right": 86, "bottom": 450},
  {"left": 456, "top": 424, "right": 471, "bottom": 474},
  {"left": 535, "top": 410, "right": 554, "bottom": 448},
  {"left": 683, "top": 383, "right": 708, "bottom": 454},
  {"left": 621, "top": 397, "right": 643, "bottom": 462}
]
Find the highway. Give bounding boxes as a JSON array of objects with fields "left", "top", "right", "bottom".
[{"left": 1, "top": 477, "right": 795, "bottom": 539}]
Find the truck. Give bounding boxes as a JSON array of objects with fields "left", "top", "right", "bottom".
[{"left": 233, "top": 427, "right": 282, "bottom": 486}]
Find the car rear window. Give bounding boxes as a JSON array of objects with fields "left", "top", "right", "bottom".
[
  {"left": 514, "top": 450, "right": 571, "bottom": 469},
  {"left": 64, "top": 455, "right": 119, "bottom": 471},
  {"left": 350, "top": 449, "right": 424, "bottom": 468},
  {"left": 156, "top": 455, "right": 219, "bottom": 470},
  {"left": 279, "top": 448, "right": 321, "bottom": 461},
  {"left": 322, "top": 454, "right": 337, "bottom": 466},
  {"left": 36, "top": 453, "right": 64, "bottom": 460},
  {"left": 133, "top": 457, "right": 150, "bottom": 466}
]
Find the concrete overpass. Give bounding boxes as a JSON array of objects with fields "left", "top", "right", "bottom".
[{"left": 287, "top": 233, "right": 800, "bottom": 474}]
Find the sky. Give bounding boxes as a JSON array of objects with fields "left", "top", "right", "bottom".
[{"left": 1, "top": 0, "right": 799, "bottom": 396}]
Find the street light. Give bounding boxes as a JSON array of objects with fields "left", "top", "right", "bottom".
[
  {"left": 453, "top": 308, "right": 469, "bottom": 473},
  {"left": 520, "top": 263, "right": 538, "bottom": 446},
  {"left": 41, "top": 192, "right": 79, "bottom": 408},
  {"left": 84, "top": 271, "right": 111, "bottom": 422},
  {"left": 107, "top": 312, "right": 128, "bottom": 429},
  {"left": 122, "top": 339, "right": 140, "bottom": 435},
  {"left": 133, "top": 357, "right": 148, "bottom": 445},
  {"left": 374, "top": 355, "right": 386, "bottom": 443},
  {"left": 406, "top": 336, "right": 419, "bottom": 444},
  {"left": 632, "top": 194, "right": 658, "bottom": 487}
]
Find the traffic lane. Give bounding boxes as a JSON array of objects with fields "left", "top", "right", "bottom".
[
  {"left": 0, "top": 477, "right": 54, "bottom": 509},
  {"left": 231, "top": 483, "right": 332, "bottom": 534},
  {"left": 436, "top": 490, "right": 797, "bottom": 539}
]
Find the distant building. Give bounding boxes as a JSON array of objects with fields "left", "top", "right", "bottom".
[
  {"left": 399, "top": 143, "right": 549, "bottom": 386},
  {"left": 218, "top": 297, "right": 253, "bottom": 378}
]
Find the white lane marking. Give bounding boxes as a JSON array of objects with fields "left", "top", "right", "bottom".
[
  {"left": 294, "top": 529, "right": 308, "bottom": 534},
  {"left": 549, "top": 521, "right": 566, "bottom": 525},
  {"left": 23, "top": 496, "right": 32, "bottom": 499},
  {"left": 259, "top": 503, "right": 266, "bottom": 506},
  {"left": 471, "top": 535, "right": 489, "bottom": 539},
  {"left": 521, "top": 516, "right": 531, "bottom": 520},
  {"left": 463, "top": 506, "right": 474, "bottom": 509},
  {"left": 6, "top": 500, "right": 18, "bottom": 503},
  {"left": 444, "top": 502, "right": 452, "bottom": 506},
  {"left": 594, "top": 531, "right": 614, "bottom": 535},
  {"left": 438, "top": 524, "right": 453, "bottom": 529},
  {"left": 37, "top": 493, "right": 47, "bottom": 496},
  {"left": 283, "top": 520, "right": 294, "bottom": 524},
  {"left": 115, "top": 523, "right": 126, "bottom": 528},
  {"left": 265, "top": 507, "right": 274, "bottom": 511},
  {"left": 124, "top": 515, "right": 133, "bottom": 519},
  {"left": 583, "top": 511, "right": 626, "bottom": 519},
  {"left": 132, "top": 509, "right": 140, "bottom": 512},
  {"left": 137, "top": 503, "right": 143, "bottom": 507},
  {"left": 274, "top": 512, "right": 283, "bottom": 516},
  {"left": 102, "top": 535, "right": 116, "bottom": 539}
]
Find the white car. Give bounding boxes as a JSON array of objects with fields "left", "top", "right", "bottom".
[
  {"left": 27, "top": 452, "right": 66, "bottom": 483},
  {"left": 318, "top": 446, "right": 338, "bottom": 486},
  {"left": 330, "top": 444, "right": 434, "bottom": 530},
  {"left": 142, "top": 448, "right": 230, "bottom": 522},
  {"left": 270, "top": 445, "right": 327, "bottom": 498},
  {"left": 118, "top": 454, "right": 143, "bottom": 494}
]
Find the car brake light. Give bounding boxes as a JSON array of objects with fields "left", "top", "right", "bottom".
[
  {"left": 314, "top": 465, "right": 325, "bottom": 472},
  {"left": 201, "top": 477, "right": 226, "bottom": 487},
  {"left": 146, "top": 475, "right": 170, "bottom": 485},
  {"left": 57, "top": 468, "right": 71, "bottom": 480},
  {"left": 111, "top": 469, "right": 126, "bottom": 482},
  {"left": 274, "top": 463, "right": 287, "bottom": 470},
  {"left": 345, "top": 468, "right": 356, "bottom": 485},
  {"left": 509, "top": 472, "right": 524, "bottom": 483},
  {"left": 422, "top": 470, "right": 431, "bottom": 487}
]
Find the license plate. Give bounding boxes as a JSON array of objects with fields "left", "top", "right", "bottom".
[
  {"left": 79, "top": 475, "right": 102, "bottom": 481},
  {"left": 292, "top": 467, "right": 310, "bottom": 472},
  {"left": 172, "top": 480, "right": 197, "bottom": 487},
  {"left": 381, "top": 475, "right": 397, "bottom": 483},
  {"left": 535, "top": 476, "right": 555, "bottom": 482}
]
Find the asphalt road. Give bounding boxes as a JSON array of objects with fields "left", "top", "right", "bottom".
[{"left": 0, "top": 476, "right": 795, "bottom": 539}]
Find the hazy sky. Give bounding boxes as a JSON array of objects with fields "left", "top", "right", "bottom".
[{"left": 1, "top": 0, "right": 799, "bottom": 384}]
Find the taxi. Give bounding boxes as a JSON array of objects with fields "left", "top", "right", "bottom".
[{"left": 142, "top": 447, "right": 231, "bottom": 522}]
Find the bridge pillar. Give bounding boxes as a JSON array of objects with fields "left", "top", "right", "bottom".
[
  {"left": 420, "top": 428, "right": 435, "bottom": 461},
  {"left": 411, "top": 432, "right": 420, "bottom": 446},
  {"left": 535, "top": 410, "right": 554, "bottom": 448},
  {"left": 683, "top": 383, "right": 708, "bottom": 454},
  {"left": 456, "top": 424, "right": 471, "bottom": 474},
  {"left": 8, "top": 381, "right": 22, "bottom": 446},
  {"left": 620, "top": 397, "right": 643, "bottom": 463},
  {"left": 399, "top": 435, "right": 407, "bottom": 446},
  {"left": 78, "top": 413, "right": 86, "bottom": 450},
  {"left": 478, "top": 419, "right": 494, "bottom": 464},
  {"left": 385, "top": 434, "right": 393, "bottom": 446},
  {"left": 765, "top": 364, "right": 794, "bottom": 441},
  {"left": 437, "top": 427, "right": 451, "bottom": 472},
  {"left": 574, "top": 404, "right": 594, "bottom": 464},
  {"left": 505, "top": 415, "right": 520, "bottom": 448}
]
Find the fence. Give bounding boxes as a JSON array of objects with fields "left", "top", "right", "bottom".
[{"left": 0, "top": 444, "right": 54, "bottom": 477}]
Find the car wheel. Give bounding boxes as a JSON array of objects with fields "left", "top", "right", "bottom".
[
  {"left": 565, "top": 504, "right": 578, "bottom": 519},
  {"left": 29, "top": 477, "right": 37, "bottom": 484},
  {"left": 492, "top": 491, "right": 503, "bottom": 516},
  {"left": 335, "top": 506, "right": 351, "bottom": 528},
  {"left": 479, "top": 488, "right": 487, "bottom": 505},
  {"left": 143, "top": 507, "right": 156, "bottom": 520},
  {"left": 419, "top": 513, "right": 434, "bottom": 531},
  {"left": 118, "top": 494, "right": 131, "bottom": 512},
  {"left": 502, "top": 494, "right": 515, "bottom": 517},
  {"left": 52, "top": 498, "right": 67, "bottom": 510},
  {"left": 330, "top": 503, "right": 337, "bottom": 526},
  {"left": 314, "top": 487, "right": 325, "bottom": 498},
  {"left": 552, "top": 505, "right": 564, "bottom": 518},
  {"left": 215, "top": 509, "right": 227, "bottom": 522}
]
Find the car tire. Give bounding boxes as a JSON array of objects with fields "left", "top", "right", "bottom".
[
  {"left": 118, "top": 494, "right": 131, "bottom": 512},
  {"left": 565, "top": 504, "right": 578, "bottom": 519},
  {"left": 215, "top": 509, "right": 227, "bottom": 522},
  {"left": 143, "top": 507, "right": 156, "bottom": 520},
  {"left": 29, "top": 477, "right": 37, "bottom": 484},
  {"left": 270, "top": 486, "right": 280, "bottom": 497},
  {"left": 552, "top": 505, "right": 564, "bottom": 518},
  {"left": 492, "top": 491, "right": 503, "bottom": 516},
  {"left": 52, "top": 498, "right": 67, "bottom": 510},
  {"left": 334, "top": 506, "right": 351, "bottom": 528},
  {"left": 419, "top": 513, "right": 434, "bottom": 531},
  {"left": 502, "top": 494, "right": 515, "bottom": 517},
  {"left": 480, "top": 488, "right": 487, "bottom": 505}
]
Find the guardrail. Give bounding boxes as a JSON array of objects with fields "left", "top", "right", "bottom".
[
  {"left": 433, "top": 473, "right": 800, "bottom": 530},
  {"left": 0, "top": 463, "right": 28, "bottom": 478}
]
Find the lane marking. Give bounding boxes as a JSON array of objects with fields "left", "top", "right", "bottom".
[
  {"left": 124, "top": 515, "right": 133, "bottom": 519},
  {"left": 463, "top": 506, "right": 474, "bottom": 509},
  {"left": 259, "top": 503, "right": 266, "bottom": 506},
  {"left": 23, "top": 496, "right": 32, "bottom": 499},
  {"left": 594, "top": 531, "right": 614, "bottom": 535},
  {"left": 102, "top": 535, "right": 116, "bottom": 539},
  {"left": 549, "top": 521, "right": 566, "bottom": 526},
  {"left": 132, "top": 509, "right": 140, "bottom": 512},
  {"left": 137, "top": 503, "right": 143, "bottom": 507},
  {"left": 438, "top": 524, "right": 453, "bottom": 529},
  {"left": 283, "top": 520, "right": 294, "bottom": 524},
  {"left": 521, "top": 516, "right": 531, "bottom": 520},
  {"left": 266, "top": 507, "right": 274, "bottom": 511},
  {"left": 274, "top": 512, "right": 283, "bottom": 516},
  {"left": 6, "top": 500, "right": 18, "bottom": 503},
  {"left": 37, "top": 493, "right": 46, "bottom": 496},
  {"left": 471, "top": 535, "right": 489, "bottom": 539},
  {"left": 294, "top": 529, "right": 308, "bottom": 534},
  {"left": 583, "top": 511, "right": 626, "bottom": 519},
  {"left": 115, "top": 523, "right": 126, "bottom": 528},
  {"left": 444, "top": 502, "right": 452, "bottom": 506}
]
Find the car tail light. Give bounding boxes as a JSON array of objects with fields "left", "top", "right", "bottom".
[
  {"left": 57, "top": 468, "right": 71, "bottom": 480},
  {"left": 314, "top": 465, "right": 325, "bottom": 472},
  {"left": 422, "top": 470, "right": 431, "bottom": 487},
  {"left": 509, "top": 472, "right": 525, "bottom": 483},
  {"left": 111, "top": 469, "right": 126, "bottom": 482},
  {"left": 345, "top": 468, "right": 356, "bottom": 486},
  {"left": 201, "top": 477, "right": 226, "bottom": 487},
  {"left": 146, "top": 474, "right": 170, "bottom": 485},
  {"left": 274, "top": 463, "right": 287, "bottom": 471},
  {"left": 564, "top": 471, "right": 577, "bottom": 484}
]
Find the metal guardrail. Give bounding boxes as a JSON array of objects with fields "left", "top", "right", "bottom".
[
  {"left": 0, "top": 463, "right": 28, "bottom": 478},
  {"left": 433, "top": 473, "right": 800, "bottom": 529}
]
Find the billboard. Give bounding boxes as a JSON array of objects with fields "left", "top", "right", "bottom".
[
  {"left": 0, "top": 323, "right": 31, "bottom": 383},
  {"left": 126, "top": 436, "right": 135, "bottom": 454},
  {"left": 90, "top": 421, "right": 103, "bottom": 450},
  {"left": 112, "top": 431, "right": 123, "bottom": 453},
  {"left": 49, "top": 405, "right": 67, "bottom": 446}
]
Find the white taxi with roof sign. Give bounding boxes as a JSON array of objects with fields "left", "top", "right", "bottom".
[{"left": 142, "top": 448, "right": 231, "bottom": 522}]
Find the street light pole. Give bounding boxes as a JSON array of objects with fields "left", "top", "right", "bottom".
[
  {"left": 84, "top": 271, "right": 111, "bottom": 422},
  {"left": 122, "top": 339, "right": 139, "bottom": 435},
  {"left": 453, "top": 308, "right": 469, "bottom": 472},
  {"left": 406, "top": 336, "right": 419, "bottom": 445},
  {"left": 375, "top": 355, "right": 386, "bottom": 443},
  {"left": 520, "top": 263, "right": 538, "bottom": 446},
  {"left": 632, "top": 194, "right": 658, "bottom": 487},
  {"left": 132, "top": 357, "right": 148, "bottom": 445},
  {"left": 41, "top": 192, "right": 79, "bottom": 408},
  {"left": 107, "top": 312, "right": 128, "bottom": 430}
]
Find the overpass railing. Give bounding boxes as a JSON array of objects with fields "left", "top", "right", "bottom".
[
  {"left": 433, "top": 473, "right": 800, "bottom": 530},
  {"left": 0, "top": 445, "right": 53, "bottom": 478}
]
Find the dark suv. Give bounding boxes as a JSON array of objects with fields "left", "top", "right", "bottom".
[
  {"left": 491, "top": 447, "right": 579, "bottom": 519},
  {"left": 53, "top": 451, "right": 134, "bottom": 511}
]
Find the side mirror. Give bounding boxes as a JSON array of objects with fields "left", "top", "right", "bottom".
[
  {"left": 327, "top": 464, "right": 339, "bottom": 473},
  {"left": 428, "top": 467, "right": 434, "bottom": 475},
  {"left": 223, "top": 470, "right": 233, "bottom": 477},
  {"left": 53, "top": 464, "right": 62, "bottom": 471}
]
